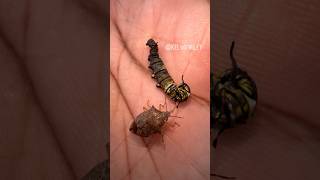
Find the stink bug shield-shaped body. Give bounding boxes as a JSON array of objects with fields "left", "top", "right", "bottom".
[
  {"left": 129, "top": 100, "right": 180, "bottom": 138},
  {"left": 129, "top": 106, "right": 170, "bottom": 137},
  {"left": 146, "top": 39, "right": 191, "bottom": 105}
]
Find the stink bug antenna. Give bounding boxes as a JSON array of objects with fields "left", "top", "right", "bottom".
[
  {"left": 170, "top": 115, "right": 183, "bottom": 118},
  {"left": 230, "top": 41, "right": 239, "bottom": 69},
  {"left": 169, "top": 102, "right": 178, "bottom": 113}
]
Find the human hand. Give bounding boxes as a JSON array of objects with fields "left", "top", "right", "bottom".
[{"left": 110, "top": 0, "right": 210, "bottom": 179}]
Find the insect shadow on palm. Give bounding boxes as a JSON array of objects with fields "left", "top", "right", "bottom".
[
  {"left": 146, "top": 39, "right": 191, "bottom": 107},
  {"left": 129, "top": 98, "right": 182, "bottom": 145}
]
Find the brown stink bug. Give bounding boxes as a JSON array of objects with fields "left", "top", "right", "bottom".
[{"left": 129, "top": 99, "right": 180, "bottom": 141}]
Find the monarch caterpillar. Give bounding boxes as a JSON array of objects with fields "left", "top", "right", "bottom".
[
  {"left": 146, "top": 39, "right": 191, "bottom": 105},
  {"left": 212, "top": 41, "right": 258, "bottom": 148}
]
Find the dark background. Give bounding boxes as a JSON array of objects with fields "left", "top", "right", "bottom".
[
  {"left": 0, "top": 0, "right": 108, "bottom": 179},
  {"left": 1, "top": 0, "right": 320, "bottom": 179},
  {"left": 212, "top": 0, "right": 320, "bottom": 180}
]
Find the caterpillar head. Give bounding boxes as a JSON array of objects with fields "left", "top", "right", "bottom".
[{"left": 176, "top": 75, "right": 191, "bottom": 102}]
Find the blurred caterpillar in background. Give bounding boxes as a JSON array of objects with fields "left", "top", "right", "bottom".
[
  {"left": 146, "top": 39, "right": 191, "bottom": 106},
  {"left": 211, "top": 41, "right": 258, "bottom": 148}
]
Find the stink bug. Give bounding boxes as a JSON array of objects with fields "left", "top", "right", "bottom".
[{"left": 129, "top": 99, "right": 181, "bottom": 141}]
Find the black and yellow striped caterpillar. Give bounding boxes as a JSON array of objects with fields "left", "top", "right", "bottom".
[
  {"left": 146, "top": 39, "right": 191, "bottom": 104},
  {"left": 211, "top": 41, "right": 257, "bottom": 148}
]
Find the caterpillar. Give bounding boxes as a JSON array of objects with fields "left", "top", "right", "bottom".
[
  {"left": 146, "top": 39, "right": 191, "bottom": 105},
  {"left": 211, "top": 41, "right": 258, "bottom": 148}
]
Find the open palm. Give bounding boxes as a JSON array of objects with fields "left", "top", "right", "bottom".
[{"left": 110, "top": 0, "right": 210, "bottom": 179}]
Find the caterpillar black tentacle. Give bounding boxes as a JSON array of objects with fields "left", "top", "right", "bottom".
[
  {"left": 211, "top": 41, "right": 258, "bottom": 148},
  {"left": 146, "top": 39, "right": 191, "bottom": 104}
]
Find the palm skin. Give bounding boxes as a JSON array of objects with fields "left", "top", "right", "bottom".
[{"left": 110, "top": 0, "right": 210, "bottom": 179}]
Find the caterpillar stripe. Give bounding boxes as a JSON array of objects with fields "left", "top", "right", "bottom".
[
  {"left": 146, "top": 39, "right": 191, "bottom": 104},
  {"left": 212, "top": 41, "right": 258, "bottom": 148}
]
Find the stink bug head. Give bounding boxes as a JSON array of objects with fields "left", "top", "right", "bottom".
[
  {"left": 158, "top": 111, "right": 171, "bottom": 122},
  {"left": 129, "top": 121, "right": 138, "bottom": 134}
]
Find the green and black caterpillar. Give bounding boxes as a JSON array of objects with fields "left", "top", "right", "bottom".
[
  {"left": 146, "top": 39, "right": 191, "bottom": 104},
  {"left": 211, "top": 41, "right": 257, "bottom": 148}
]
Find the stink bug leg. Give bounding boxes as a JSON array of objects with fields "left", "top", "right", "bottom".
[
  {"left": 158, "top": 104, "right": 165, "bottom": 111},
  {"left": 176, "top": 102, "right": 180, "bottom": 108},
  {"left": 159, "top": 95, "right": 168, "bottom": 111},
  {"left": 160, "top": 130, "right": 166, "bottom": 149},
  {"left": 168, "top": 121, "right": 180, "bottom": 128},
  {"left": 143, "top": 99, "right": 152, "bottom": 111}
]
